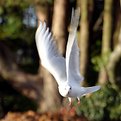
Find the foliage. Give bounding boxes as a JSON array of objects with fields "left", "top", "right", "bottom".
[
  {"left": 75, "top": 84, "right": 121, "bottom": 121},
  {"left": 91, "top": 52, "right": 110, "bottom": 72},
  {"left": 0, "top": 0, "right": 38, "bottom": 116},
  {"left": 0, "top": 0, "right": 36, "bottom": 41},
  {"left": 0, "top": 0, "right": 38, "bottom": 73},
  {"left": 0, "top": 0, "right": 29, "bottom": 8}
]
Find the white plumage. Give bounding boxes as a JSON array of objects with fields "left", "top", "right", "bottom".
[{"left": 35, "top": 8, "right": 100, "bottom": 104}]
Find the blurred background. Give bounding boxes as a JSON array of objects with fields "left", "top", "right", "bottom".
[{"left": 0, "top": 0, "right": 121, "bottom": 121}]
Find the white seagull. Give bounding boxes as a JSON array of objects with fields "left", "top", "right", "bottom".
[{"left": 35, "top": 8, "right": 100, "bottom": 105}]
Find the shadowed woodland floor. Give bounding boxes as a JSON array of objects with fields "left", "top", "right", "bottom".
[{"left": 0, "top": 110, "right": 88, "bottom": 121}]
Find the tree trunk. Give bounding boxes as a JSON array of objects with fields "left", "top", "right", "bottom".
[
  {"left": 35, "top": 0, "right": 69, "bottom": 112},
  {"left": 107, "top": 5, "right": 121, "bottom": 84},
  {"left": 79, "top": 0, "right": 89, "bottom": 79},
  {"left": 52, "top": 0, "right": 68, "bottom": 55},
  {"left": 107, "top": 35, "right": 121, "bottom": 84},
  {"left": 35, "top": 2, "right": 52, "bottom": 26},
  {"left": 98, "top": 0, "right": 113, "bottom": 85},
  {"left": 35, "top": 3, "right": 61, "bottom": 112},
  {"left": 113, "top": 0, "right": 121, "bottom": 47}
]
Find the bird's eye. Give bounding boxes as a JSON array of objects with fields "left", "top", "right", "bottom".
[{"left": 70, "top": 87, "right": 72, "bottom": 90}]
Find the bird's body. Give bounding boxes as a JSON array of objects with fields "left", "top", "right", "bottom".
[{"left": 35, "top": 8, "right": 100, "bottom": 104}]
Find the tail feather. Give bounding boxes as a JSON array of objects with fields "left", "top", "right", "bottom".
[{"left": 82, "top": 86, "right": 100, "bottom": 96}]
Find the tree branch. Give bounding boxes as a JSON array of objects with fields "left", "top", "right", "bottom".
[
  {"left": 107, "top": 24, "right": 121, "bottom": 84},
  {"left": 0, "top": 42, "right": 42, "bottom": 101}
]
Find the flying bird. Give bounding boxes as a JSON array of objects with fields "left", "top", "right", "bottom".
[{"left": 35, "top": 8, "right": 100, "bottom": 105}]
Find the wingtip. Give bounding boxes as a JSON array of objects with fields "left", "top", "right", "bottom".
[
  {"left": 35, "top": 21, "right": 47, "bottom": 40},
  {"left": 70, "top": 7, "right": 80, "bottom": 32},
  {"left": 35, "top": 21, "right": 42, "bottom": 33}
]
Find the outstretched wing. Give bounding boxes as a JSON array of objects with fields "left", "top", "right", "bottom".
[
  {"left": 66, "top": 8, "right": 84, "bottom": 84},
  {"left": 35, "top": 22, "right": 66, "bottom": 85},
  {"left": 69, "top": 38, "right": 84, "bottom": 83}
]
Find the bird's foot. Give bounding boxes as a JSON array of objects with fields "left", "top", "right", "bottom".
[
  {"left": 69, "top": 106, "right": 76, "bottom": 113},
  {"left": 68, "top": 97, "right": 72, "bottom": 106},
  {"left": 77, "top": 97, "right": 80, "bottom": 105},
  {"left": 68, "top": 97, "right": 80, "bottom": 106}
]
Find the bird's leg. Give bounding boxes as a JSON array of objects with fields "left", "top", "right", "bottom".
[
  {"left": 77, "top": 97, "right": 80, "bottom": 105},
  {"left": 68, "top": 97, "right": 76, "bottom": 112},
  {"left": 68, "top": 97, "right": 72, "bottom": 106}
]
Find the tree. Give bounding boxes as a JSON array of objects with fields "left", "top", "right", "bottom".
[
  {"left": 79, "top": 0, "right": 89, "bottom": 80},
  {"left": 98, "top": 0, "right": 113, "bottom": 85},
  {"left": 107, "top": 0, "right": 121, "bottom": 84},
  {"left": 35, "top": 0, "right": 69, "bottom": 112},
  {"left": 34, "top": 0, "right": 58, "bottom": 113},
  {"left": 52, "top": 0, "right": 69, "bottom": 55}
]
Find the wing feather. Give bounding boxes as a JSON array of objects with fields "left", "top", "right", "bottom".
[
  {"left": 66, "top": 8, "right": 84, "bottom": 84},
  {"left": 69, "top": 38, "right": 84, "bottom": 83},
  {"left": 35, "top": 22, "right": 66, "bottom": 85}
]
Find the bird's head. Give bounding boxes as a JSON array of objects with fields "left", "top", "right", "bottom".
[{"left": 58, "top": 84, "right": 72, "bottom": 97}]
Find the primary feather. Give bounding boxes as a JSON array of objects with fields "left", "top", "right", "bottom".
[{"left": 35, "top": 22, "right": 66, "bottom": 85}]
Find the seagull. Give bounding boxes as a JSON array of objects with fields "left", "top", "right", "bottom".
[{"left": 35, "top": 8, "right": 100, "bottom": 105}]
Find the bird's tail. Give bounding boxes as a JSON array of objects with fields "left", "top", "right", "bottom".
[{"left": 82, "top": 86, "right": 100, "bottom": 96}]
